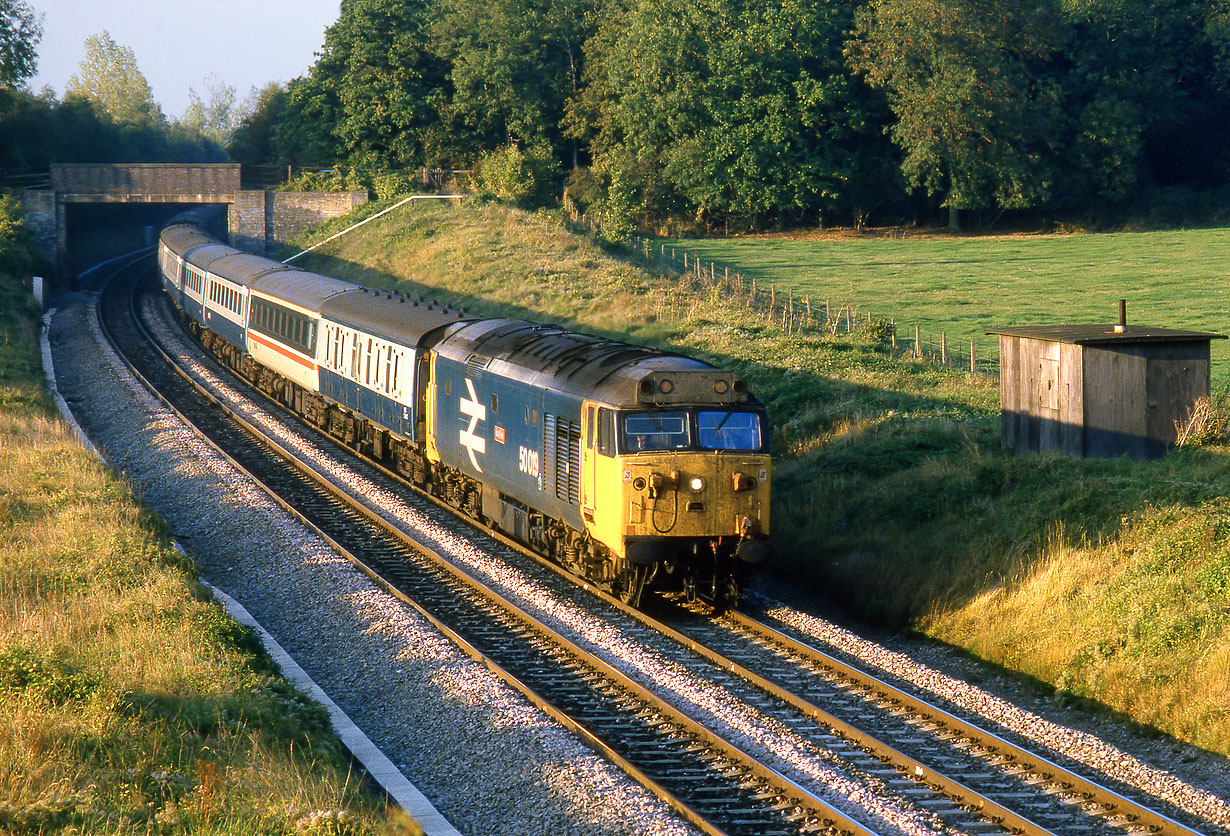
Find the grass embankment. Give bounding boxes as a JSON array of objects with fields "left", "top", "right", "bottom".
[
  {"left": 289, "top": 199, "right": 1230, "bottom": 756},
  {"left": 0, "top": 274, "right": 415, "bottom": 831}
]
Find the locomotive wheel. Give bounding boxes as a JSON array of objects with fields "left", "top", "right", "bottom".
[
  {"left": 715, "top": 577, "right": 740, "bottom": 612},
  {"left": 617, "top": 565, "right": 650, "bottom": 607}
]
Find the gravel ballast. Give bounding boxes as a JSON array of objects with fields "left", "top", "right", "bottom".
[
  {"left": 47, "top": 287, "right": 700, "bottom": 836},
  {"left": 49, "top": 274, "right": 1230, "bottom": 836}
]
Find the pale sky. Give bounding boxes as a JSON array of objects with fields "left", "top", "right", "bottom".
[{"left": 27, "top": 0, "right": 342, "bottom": 119}]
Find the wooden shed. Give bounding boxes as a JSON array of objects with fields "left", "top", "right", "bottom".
[{"left": 987, "top": 321, "right": 1225, "bottom": 459}]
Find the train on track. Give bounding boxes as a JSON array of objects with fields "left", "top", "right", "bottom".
[{"left": 157, "top": 219, "right": 771, "bottom": 607}]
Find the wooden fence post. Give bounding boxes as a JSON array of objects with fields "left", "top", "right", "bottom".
[
  {"left": 941, "top": 331, "right": 948, "bottom": 366},
  {"left": 915, "top": 325, "right": 921, "bottom": 358},
  {"left": 970, "top": 338, "right": 976, "bottom": 373}
]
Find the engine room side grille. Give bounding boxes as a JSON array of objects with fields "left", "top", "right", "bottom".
[{"left": 544, "top": 414, "right": 581, "bottom": 507}]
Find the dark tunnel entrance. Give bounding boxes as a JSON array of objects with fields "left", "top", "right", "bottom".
[{"left": 64, "top": 203, "right": 227, "bottom": 285}]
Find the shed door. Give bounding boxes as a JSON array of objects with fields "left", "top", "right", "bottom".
[{"left": 1037, "top": 342, "right": 1060, "bottom": 413}]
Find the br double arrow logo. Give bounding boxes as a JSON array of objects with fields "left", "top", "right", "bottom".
[{"left": 459, "top": 378, "right": 486, "bottom": 472}]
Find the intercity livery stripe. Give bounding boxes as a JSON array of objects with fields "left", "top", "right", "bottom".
[{"left": 249, "top": 331, "right": 317, "bottom": 371}]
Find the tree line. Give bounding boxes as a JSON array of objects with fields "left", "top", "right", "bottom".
[
  {"left": 4, "top": 0, "right": 1230, "bottom": 232},
  {"left": 233, "top": 0, "right": 1230, "bottom": 232},
  {"left": 0, "top": 4, "right": 255, "bottom": 175}
]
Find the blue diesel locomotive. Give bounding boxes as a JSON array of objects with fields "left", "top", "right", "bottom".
[{"left": 158, "top": 220, "right": 771, "bottom": 606}]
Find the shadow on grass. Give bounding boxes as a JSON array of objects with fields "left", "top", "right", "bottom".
[
  {"left": 285, "top": 250, "right": 1230, "bottom": 639},
  {"left": 775, "top": 428, "right": 1230, "bottom": 629}
]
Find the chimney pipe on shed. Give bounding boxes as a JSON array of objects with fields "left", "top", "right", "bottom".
[{"left": 1115, "top": 299, "right": 1127, "bottom": 333}]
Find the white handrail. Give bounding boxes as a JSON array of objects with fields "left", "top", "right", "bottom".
[{"left": 281, "top": 194, "right": 465, "bottom": 264}]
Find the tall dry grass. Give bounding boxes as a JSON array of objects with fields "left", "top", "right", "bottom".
[
  {"left": 0, "top": 276, "right": 417, "bottom": 833},
  {"left": 288, "top": 199, "right": 1230, "bottom": 755}
]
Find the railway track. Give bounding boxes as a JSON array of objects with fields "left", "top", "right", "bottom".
[{"left": 97, "top": 261, "right": 1219, "bottom": 836}]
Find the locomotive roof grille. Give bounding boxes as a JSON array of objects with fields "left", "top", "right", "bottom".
[{"left": 432, "top": 315, "right": 751, "bottom": 406}]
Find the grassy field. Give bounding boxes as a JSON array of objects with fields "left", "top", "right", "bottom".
[
  {"left": 659, "top": 228, "right": 1230, "bottom": 386},
  {"left": 285, "top": 200, "right": 1230, "bottom": 756},
  {"left": 0, "top": 266, "right": 416, "bottom": 832}
]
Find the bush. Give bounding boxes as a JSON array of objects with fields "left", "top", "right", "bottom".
[
  {"left": 861, "top": 316, "right": 897, "bottom": 347},
  {"left": 473, "top": 143, "right": 557, "bottom": 206},
  {"left": 1175, "top": 393, "right": 1230, "bottom": 447},
  {"left": 0, "top": 193, "right": 35, "bottom": 278},
  {"left": 370, "top": 170, "right": 413, "bottom": 200}
]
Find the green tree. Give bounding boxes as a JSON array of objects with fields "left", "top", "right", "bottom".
[
  {"left": 278, "top": 0, "right": 447, "bottom": 167},
  {"left": 65, "top": 31, "right": 161, "bottom": 126},
  {"left": 848, "top": 0, "right": 1064, "bottom": 229},
  {"left": 229, "top": 83, "right": 288, "bottom": 165},
  {"left": 0, "top": 0, "right": 40, "bottom": 88},
  {"left": 181, "top": 76, "right": 239, "bottom": 146},
  {"left": 430, "top": 0, "right": 590, "bottom": 165},
  {"left": 573, "top": 0, "right": 880, "bottom": 228},
  {"left": 1058, "top": 0, "right": 1230, "bottom": 204}
]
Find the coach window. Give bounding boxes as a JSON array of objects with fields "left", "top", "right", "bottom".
[{"left": 365, "top": 339, "right": 373, "bottom": 385}]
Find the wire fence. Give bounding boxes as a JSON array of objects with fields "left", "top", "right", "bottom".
[{"left": 630, "top": 236, "right": 1001, "bottom": 377}]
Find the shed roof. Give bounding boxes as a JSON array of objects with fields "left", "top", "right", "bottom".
[{"left": 986, "top": 324, "right": 1226, "bottom": 345}]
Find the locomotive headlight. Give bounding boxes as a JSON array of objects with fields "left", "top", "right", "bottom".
[{"left": 689, "top": 476, "right": 706, "bottom": 493}]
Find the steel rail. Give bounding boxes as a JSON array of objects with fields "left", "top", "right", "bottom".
[
  {"left": 724, "top": 608, "right": 1206, "bottom": 836},
  {"left": 118, "top": 258, "right": 1202, "bottom": 836},
  {"left": 100, "top": 263, "right": 885, "bottom": 836}
]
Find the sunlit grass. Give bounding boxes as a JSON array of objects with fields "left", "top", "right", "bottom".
[
  {"left": 0, "top": 267, "right": 419, "bottom": 834},
  {"left": 288, "top": 200, "right": 1230, "bottom": 754},
  {"left": 662, "top": 228, "right": 1230, "bottom": 386}
]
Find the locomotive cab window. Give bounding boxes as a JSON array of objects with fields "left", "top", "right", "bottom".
[
  {"left": 622, "top": 411, "right": 690, "bottom": 452},
  {"left": 597, "top": 408, "right": 615, "bottom": 456},
  {"left": 697, "top": 410, "right": 763, "bottom": 451}
]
